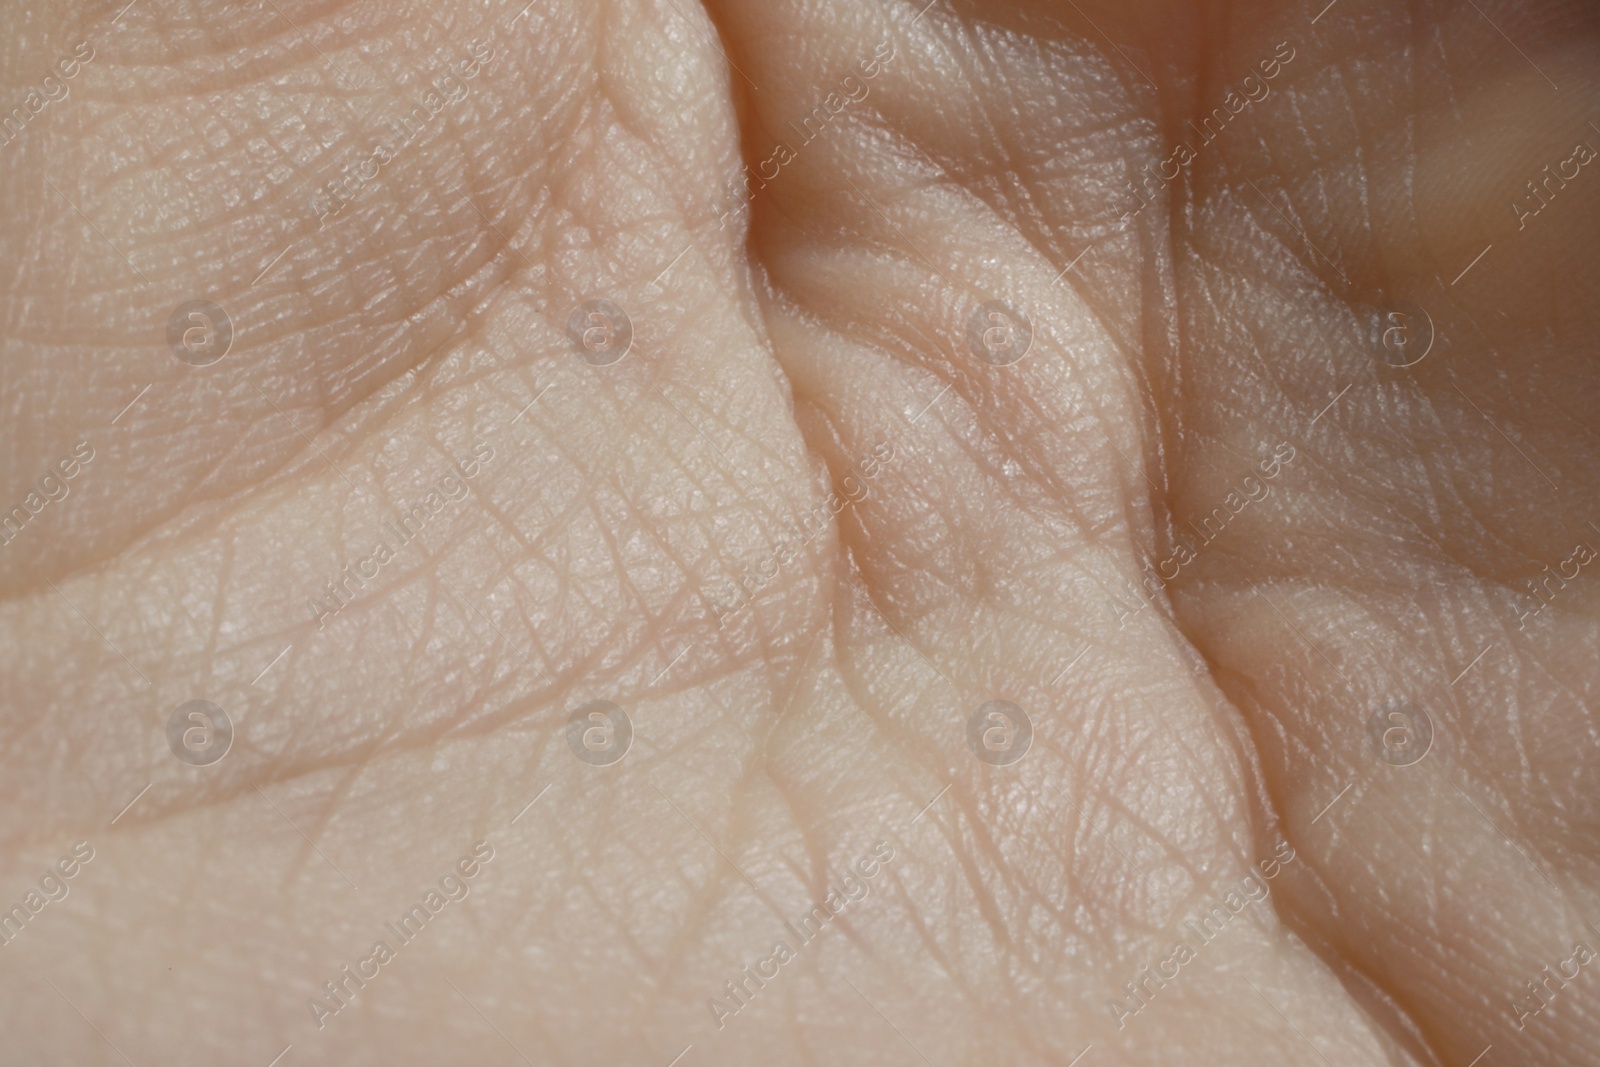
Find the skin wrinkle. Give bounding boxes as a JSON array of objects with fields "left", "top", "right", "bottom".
[
  {"left": 804, "top": 287, "right": 1121, "bottom": 584},
  {"left": 0, "top": 18, "right": 572, "bottom": 601},
  {"left": 116, "top": 5, "right": 372, "bottom": 76},
  {"left": 3, "top": 0, "right": 1600, "bottom": 1062}
]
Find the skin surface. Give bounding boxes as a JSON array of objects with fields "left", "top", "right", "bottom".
[{"left": 1, "top": 0, "right": 1598, "bottom": 1063}]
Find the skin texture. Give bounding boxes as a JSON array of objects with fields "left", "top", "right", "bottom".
[{"left": 1, "top": 0, "right": 1597, "bottom": 1063}]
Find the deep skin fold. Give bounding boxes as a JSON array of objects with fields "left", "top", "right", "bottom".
[{"left": 0, "top": 0, "right": 1598, "bottom": 1064}]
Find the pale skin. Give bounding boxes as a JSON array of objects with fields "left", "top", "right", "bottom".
[{"left": 2, "top": 0, "right": 1598, "bottom": 1063}]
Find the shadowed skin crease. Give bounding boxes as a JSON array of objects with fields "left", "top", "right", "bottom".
[{"left": 1, "top": 0, "right": 1599, "bottom": 1065}]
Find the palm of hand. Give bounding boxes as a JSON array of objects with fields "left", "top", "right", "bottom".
[{"left": 3, "top": 0, "right": 1598, "bottom": 1064}]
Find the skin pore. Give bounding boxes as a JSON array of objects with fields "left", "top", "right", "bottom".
[{"left": 1, "top": 0, "right": 1598, "bottom": 1063}]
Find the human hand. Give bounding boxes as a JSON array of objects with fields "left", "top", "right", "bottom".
[{"left": 2, "top": 1, "right": 1597, "bottom": 1064}]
